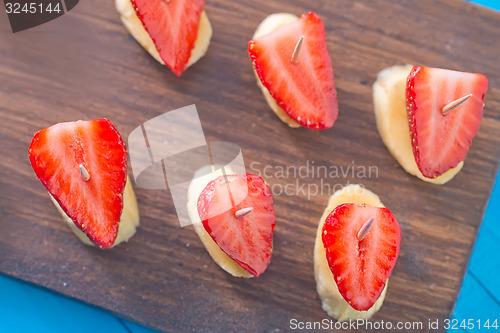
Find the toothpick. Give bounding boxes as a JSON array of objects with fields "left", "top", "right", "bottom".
[
  {"left": 442, "top": 94, "right": 472, "bottom": 115},
  {"left": 79, "top": 164, "right": 90, "bottom": 181},
  {"left": 235, "top": 207, "right": 253, "bottom": 218},
  {"left": 357, "top": 217, "right": 374, "bottom": 241},
  {"left": 291, "top": 35, "right": 305, "bottom": 64}
]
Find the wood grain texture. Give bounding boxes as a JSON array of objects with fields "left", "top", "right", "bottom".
[{"left": 1, "top": 0, "right": 499, "bottom": 332}]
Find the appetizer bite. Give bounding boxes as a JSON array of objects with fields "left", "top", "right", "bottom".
[
  {"left": 248, "top": 12, "right": 338, "bottom": 130},
  {"left": 373, "top": 65, "right": 488, "bottom": 184},
  {"left": 187, "top": 166, "right": 275, "bottom": 278},
  {"left": 314, "top": 185, "right": 401, "bottom": 320},
  {"left": 116, "top": 0, "right": 212, "bottom": 76},
  {"left": 29, "top": 119, "right": 139, "bottom": 249}
]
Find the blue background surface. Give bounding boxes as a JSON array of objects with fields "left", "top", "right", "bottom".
[{"left": 0, "top": 1, "right": 498, "bottom": 332}]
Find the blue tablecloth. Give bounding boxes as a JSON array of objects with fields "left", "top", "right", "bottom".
[{"left": 0, "top": 1, "right": 498, "bottom": 332}]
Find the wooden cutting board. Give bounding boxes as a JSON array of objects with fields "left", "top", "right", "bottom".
[{"left": 1, "top": 0, "right": 499, "bottom": 332}]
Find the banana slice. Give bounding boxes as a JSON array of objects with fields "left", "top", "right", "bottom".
[
  {"left": 115, "top": 0, "right": 212, "bottom": 68},
  {"left": 187, "top": 165, "right": 254, "bottom": 278},
  {"left": 51, "top": 176, "right": 140, "bottom": 248},
  {"left": 252, "top": 13, "right": 301, "bottom": 128},
  {"left": 314, "top": 184, "right": 388, "bottom": 321},
  {"left": 373, "top": 65, "right": 463, "bottom": 184}
]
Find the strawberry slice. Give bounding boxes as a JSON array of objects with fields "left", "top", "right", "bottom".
[
  {"left": 131, "top": 0, "right": 204, "bottom": 76},
  {"left": 248, "top": 12, "right": 338, "bottom": 130},
  {"left": 29, "top": 119, "right": 127, "bottom": 249},
  {"left": 322, "top": 203, "right": 401, "bottom": 311},
  {"left": 406, "top": 66, "right": 488, "bottom": 178},
  {"left": 197, "top": 174, "right": 275, "bottom": 276}
]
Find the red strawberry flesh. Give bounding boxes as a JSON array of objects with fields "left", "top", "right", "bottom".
[
  {"left": 198, "top": 174, "right": 275, "bottom": 276},
  {"left": 322, "top": 203, "right": 401, "bottom": 311},
  {"left": 249, "top": 12, "right": 338, "bottom": 130},
  {"left": 406, "top": 66, "right": 488, "bottom": 178},
  {"left": 29, "top": 119, "right": 127, "bottom": 248},
  {"left": 131, "top": 0, "right": 205, "bottom": 76}
]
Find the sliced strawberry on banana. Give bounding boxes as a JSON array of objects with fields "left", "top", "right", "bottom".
[
  {"left": 117, "top": 0, "right": 212, "bottom": 76},
  {"left": 373, "top": 65, "right": 464, "bottom": 185},
  {"left": 314, "top": 184, "right": 400, "bottom": 321},
  {"left": 197, "top": 173, "right": 275, "bottom": 277},
  {"left": 406, "top": 66, "right": 488, "bottom": 178},
  {"left": 249, "top": 12, "right": 338, "bottom": 130},
  {"left": 322, "top": 203, "right": 401, "bottom": 311},
  {"left": 29, "top": 119, "right": 139, "bottom": 249}
]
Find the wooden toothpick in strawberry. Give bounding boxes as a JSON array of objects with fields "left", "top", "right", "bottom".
[
  {"left": 290, "top": 35, "right": 305, "bottom": 64},
  {"left": 406, "top": 66, "right": 488, "bottom": 178},
  {"left": 79, "top": 164, "right": 91, "bottom": 181},
  {"left": 234, "top": 207, "right": 254, "bottom": 218},
  {"left": 249, "top": 12, "right": 338, "bottom": 130},
  {"left": 197, "top": 173, "right": 276, "bottom": 277},
  {"left": 29, "top": 119, "right": 140, "bottom": 249},
  {"left": 356, "top": 217, "right": 374, "bottom": 241},
  {"left": 441, "top": 94, "right": 473, "bottom": 116}
]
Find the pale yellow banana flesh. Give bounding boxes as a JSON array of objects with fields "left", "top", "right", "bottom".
[
  {"left": 373, "top": 65, "right": 463, "bottom": 184},
  {"left": 314, "top": 184, "right": 388, "bottom": 321},
  {"left": 252, "top": 13, "right": 301, "bottom": 128},
  {"left": 50, "top": 176, "right": 140, "bottom": 248},
  {"left": 115, "top": 0, "right": 212, "bottom": 69}
]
